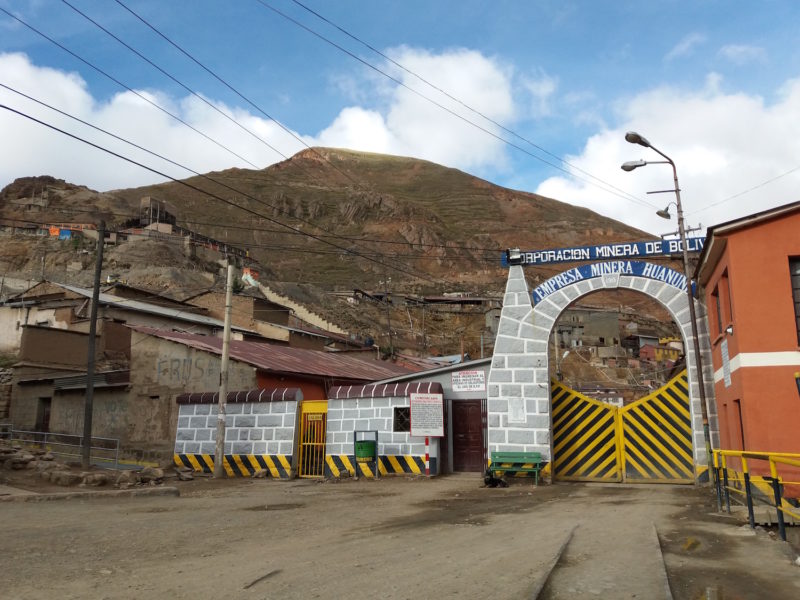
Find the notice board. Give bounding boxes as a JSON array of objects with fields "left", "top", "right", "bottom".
[{"left": 410, "top": 392, "right": 444, "bottom": 437}]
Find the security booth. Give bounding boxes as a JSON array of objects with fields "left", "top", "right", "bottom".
[{"left": 324, "top": 359, "right": 491, "bottom": 478}]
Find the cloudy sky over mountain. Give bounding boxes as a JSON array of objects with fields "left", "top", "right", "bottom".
[{"left": 1, "top": 0, "right": 799, "bottom": 235}]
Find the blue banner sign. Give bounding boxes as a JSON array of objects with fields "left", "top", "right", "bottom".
[
  {"left": 502, "top": 236, "right": 705, "bottom": 267},
  {"left": 532, "top": 260, "right": 687, "bottom": 304}
]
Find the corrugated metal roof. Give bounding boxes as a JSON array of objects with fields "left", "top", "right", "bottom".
[
  {"left": 176, "top": 388, "right": 303, "bottom": 404},
  {"left": 133, "top": 326, "right": 412, "bottom": 380},
  {"left": 56, "top": 282, "right": 257, "bottom": 334},
  {"left": 328, "top": 381, "right": 444, "bottom": 399}
]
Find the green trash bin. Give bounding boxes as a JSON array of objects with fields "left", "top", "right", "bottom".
[{"left": 355, "top": 440, "right": 376, "bottom": 463}]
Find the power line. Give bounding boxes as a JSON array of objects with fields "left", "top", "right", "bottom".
[
  {"left": 253, "top": 0, "right": 656, "bottom": 210},
  {"left": 113, "top": 0, "right": 366, "bottom": 190},
  {"left": 0, "top": 6, "right": 260, "bottom": 169},
  {"left": 0, "top": 103, "right": 438, "bottom": 283},
  {"left": 60, "top": 0, "right": 287, "bottom": 162},
  {"left": 288, "top": 0, "right": 652, "bottom": 209}
]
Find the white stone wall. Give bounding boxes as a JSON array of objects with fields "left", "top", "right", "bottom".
[
  {"left": 173, "top": 400, "right": 297, "bottom": 455},
  {"left": 487, "top": 265, "right": 550, "bottom": 457},
  {"left": 487, "top": 264, "right": 718, "bottom": 468},
  {"left": 326, "top": 396, "right": 432, "bottom": 457}
]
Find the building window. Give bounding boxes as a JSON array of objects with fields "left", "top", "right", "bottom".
[
  {"left": 393, "top": 406, "right": 411, "bottom": 432},
  {"left": 791, "top": 258, "right": 800, "bottom": 344},
  {"left": 711, "top": 286, "right": 723, "bottom": 337}
]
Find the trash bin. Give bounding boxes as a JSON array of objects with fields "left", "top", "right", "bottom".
[{"left": 355, "top": 440, "right": 376, "bottom": 463}]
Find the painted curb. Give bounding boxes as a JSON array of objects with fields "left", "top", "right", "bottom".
[{"left": 0, "top": 486, "right": 180, "bottom": 503}]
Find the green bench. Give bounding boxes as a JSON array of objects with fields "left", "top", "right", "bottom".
[{"left": 488, "top": 451, "right": 544, "bottom": 485}]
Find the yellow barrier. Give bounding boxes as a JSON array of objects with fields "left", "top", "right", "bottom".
[{"left": 713, "top": 449, "right": 800, "bottom": 540}]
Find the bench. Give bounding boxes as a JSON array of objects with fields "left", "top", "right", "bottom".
[{"left": 488, "top": 451, "right": 543, "bottom": 485}]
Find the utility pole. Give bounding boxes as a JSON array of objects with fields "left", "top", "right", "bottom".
[
  {"left": 214, "top": 262, "right": 235, "bottom": 478},
  {"left": 81, "top": 220, "right": 105, "bottom": 469},
  {"left": 382, "top": 276, "right": 393, "bottom": 358}
]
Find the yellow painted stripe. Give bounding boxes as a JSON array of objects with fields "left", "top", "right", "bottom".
[
  {"left": 378, "top": 459, "right": 388, "bottom": 475},
  {"left": 264, "top": 455, "right": 280, "bottom": 478},
  {"left": 325, "top": 456, "right": 340, "bottom": 478},
  {"left": 586, "top": 438, "right": 619, "bottom": 478},
  {"left": 623, "top": 430, "right": 673, "bottom": 479},
  {"left": 184, "top": 454, "right": 203, "bottom": 472},
  {"left": 626, "top": 404, "right": 693, "bottom": 468},
  {"left": 233, "top": 454, "right": 249, "bottom": 476},
  {"left": 277, "top": 455, "right": 292, "bottom": 472},
  {"left": 341, "top": 455, "right": 355, "bottom": 476},
  {"left": 555, "top": 410, "right": 614, "bottom": 470},
  {"left": 553, "top": 398, "right": 594, "bottom": 431},
  {"left": 648, "top": 394, "right": 692, "bottom": 436},
  {"left": 553, "top": 403, "right": 604, "bottom": 454},
  {"left": 222, "top": 456, "right": 235, "bottom": 477},
  {"left": 387, "top": 455, "right": 404, "bottom": 473},
  {"left": 404, "top": 455, "right": 422, "bottom": 474},
  {"left": 360, "top": 462, "right": 374, "bottom": 478},
  {"left": 623, "top": 423, "right": 681, "bottom": 479},
  {"left": 246, "top": 455, "right": 261, "bottom": 472},
  {"left": 200, "top": 454, "right": 215, "bottom": 471}
]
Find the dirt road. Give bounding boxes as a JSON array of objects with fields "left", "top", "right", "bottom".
[{"left": 2, "top": 475, "right": 799, "bottom": 599}]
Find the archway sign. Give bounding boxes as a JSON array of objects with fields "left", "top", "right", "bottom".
[{"left": 488, "top": 242, "right": 717, "bottom": 482}]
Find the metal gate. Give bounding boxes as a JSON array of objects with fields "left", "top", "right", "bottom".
[
  {"left": 551, "top": 370, "right": 694, "bottom": 483},
  {"left": 298, "top": 401, "right": 327, "bottom": 478},
  {"left": 551, "top": 383, "right": 621, "bottom": 481},
  {"left": 620, "top": 371, "right": 694, "bottom": 483}
]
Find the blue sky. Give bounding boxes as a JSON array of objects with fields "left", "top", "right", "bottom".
[{"left": 1, "top": 0, "right": 799, "bottom": 236}]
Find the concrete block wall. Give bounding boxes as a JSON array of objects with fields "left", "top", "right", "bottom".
[
  {"left": 486, "top": 265, "right": 550, "bottom": 458},
  {"left": 174, "top": 400, "right": 297, "bottom": 456},
  {"left": 326, "top": 396, "right": 430, "bottom": 458}
]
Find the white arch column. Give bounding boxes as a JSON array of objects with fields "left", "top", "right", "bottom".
[{"left": 487, "top": 262, "right": 718, "bottom": 471}]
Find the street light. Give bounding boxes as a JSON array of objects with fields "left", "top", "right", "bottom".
[{"left": 621, "top": 131, "right": 713, "bottom": 479}]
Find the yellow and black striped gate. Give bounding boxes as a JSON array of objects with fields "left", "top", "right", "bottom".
[
  {"left": 551, "top": 383, "right": 621, "bottom": 481},
  {"left": 620, "top": 371, "right": 694, "bottom": 483},
  {"left": 298, "top": 401, "right": 327, "bottom": 478},
  {"left": 551, "top": 370, "right": 694, "bottom": 484}
]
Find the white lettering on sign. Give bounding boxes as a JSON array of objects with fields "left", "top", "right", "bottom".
[
  {"left": 410, "top": 393, "right": 444, "bottom": 437},
  {"left": 451, "top": 370, "right": 486, "bottom": 392},
  {"left": 721, "top": 339, "right": 731, "bottom": 388}
]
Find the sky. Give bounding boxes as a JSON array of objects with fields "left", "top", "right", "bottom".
[{"left": 1, "top": 0, "right": 799, "bottom": 237}]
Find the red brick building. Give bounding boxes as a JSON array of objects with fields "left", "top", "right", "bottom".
[{"left": 695, "top": 201, "right": 800, "bottom": 455}]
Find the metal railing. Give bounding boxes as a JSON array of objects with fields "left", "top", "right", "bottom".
[
  {"left": 713, "top": 449, "right": 800, "bottom": 541},
  {"left": 1, "top": 426, "right": 119, "bottom": 469}
]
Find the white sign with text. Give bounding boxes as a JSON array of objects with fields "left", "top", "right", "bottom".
[
  {"left": 451, "top": 370, "right": 486, "bottom": 392},
  {"left": 410, "top": 392, "right": 444, "bottom": 437}
]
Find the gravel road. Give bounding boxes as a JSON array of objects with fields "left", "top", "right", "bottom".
[{"left": 2, "top": 475, "right": 799, "bottom": 599}]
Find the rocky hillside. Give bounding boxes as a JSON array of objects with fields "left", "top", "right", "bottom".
[{"left": 0, "top": 148, "right": 677, "bottom": 356}]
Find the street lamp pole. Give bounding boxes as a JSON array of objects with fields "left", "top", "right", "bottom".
[{"left": 622, "top": 132, "right": 713, "bottom": 478}]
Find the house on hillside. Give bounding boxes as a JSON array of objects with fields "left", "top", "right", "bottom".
[
  {"left": 184, "top": 289, "right": 364, "bottom": 351},
  {"left": 0, "top": 280, "right": 258, "bottom": 355},
  {"left": 695, "top": 200, "right": 800, "bottom": 458}
]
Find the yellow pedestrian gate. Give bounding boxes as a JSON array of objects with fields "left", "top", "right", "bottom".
[
  {"left": 298, "top": 401, "right": 327, "bottom": 478},
  {"left": 551, "top": 370, "right": 694, "bottom": 484}
]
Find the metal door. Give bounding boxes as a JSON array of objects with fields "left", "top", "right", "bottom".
[
  {"left": 619, "top": 371, "right": 694, "bottom": 483},
  {"left": 551, "top": 382, "right": 621, "bottom": 481},
  {"left": 452, "top": 399, "right": 485, "bottom": 472},
  {"left": 298, "top": 401, "right": 327, "bottom": 478}
]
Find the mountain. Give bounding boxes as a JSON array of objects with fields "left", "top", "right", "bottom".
[{"left": 0, "top": 148, "right": 665, "bottom": 356}]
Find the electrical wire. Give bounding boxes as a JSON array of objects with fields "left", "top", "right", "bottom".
[
  {"left": 60, "top": 0, "right": 287, "bottom": 162},
  {"left": 287, "top": 0, "right": 651, "bottom": 209},
  {"left": 0, "top": 103, "right": 440, "bottom": 283},
  {"left": 253, "top": 0, "right": 657, "bottom": 210},
  {"left": 0, "top": 6, "right": 260, "bottom": 169}
]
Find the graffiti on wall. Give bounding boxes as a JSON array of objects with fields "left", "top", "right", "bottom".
[{"left": 155, "top": 356, "right": 219, "bottom": 385}]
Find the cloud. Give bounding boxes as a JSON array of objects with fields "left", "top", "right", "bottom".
[
  {"left": 0, "top": 48, "right": 516, "bottom": 192},
  {"left": 521, "top": 70, "right": 558, "bottom": 118},
  {"left": 718, "top": 44, "right": 767, "bottom": 65},
  {"left": 665, "top": 33, "right": 707, "bottom": 61},
  {"left": 0, "top": 52, "right": 309, "bottom": 191},
  {"left": 536, "top": 77, "right": 800, "bottom": 235}
]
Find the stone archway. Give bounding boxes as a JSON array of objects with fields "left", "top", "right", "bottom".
[{"left": 487, "top": 261, "right": 717, "bottom": 478}]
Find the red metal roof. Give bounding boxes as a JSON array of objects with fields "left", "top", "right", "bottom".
[
  {"left": 176, "top": 388, "right": 303, "bottom": 404},
  {"left": 132, "top": 327, "right": 412, "bottom": 381},
  {"left": 328, "top": 381, "right": 444, "bottom": 399}
]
